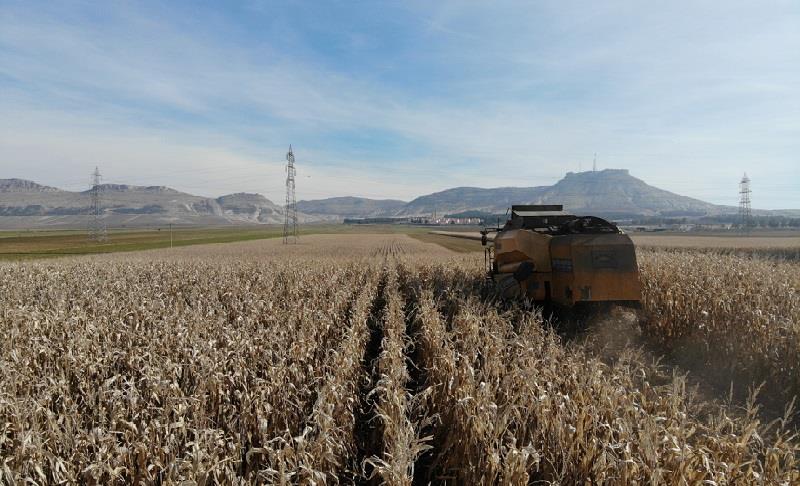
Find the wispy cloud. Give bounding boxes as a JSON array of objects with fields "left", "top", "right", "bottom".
[{"left": 0, "top": 0, "right": 797, "bottom": 207}]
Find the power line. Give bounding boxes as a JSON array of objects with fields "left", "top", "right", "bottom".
[{"left": 283, "top": 145, "right": 298, "bottom": 244}]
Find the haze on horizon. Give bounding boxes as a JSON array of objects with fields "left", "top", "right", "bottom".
[{"left": 1, "top": 1, "right": 798, "bottom": 209}]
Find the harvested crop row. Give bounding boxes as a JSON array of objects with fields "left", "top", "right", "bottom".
[
  {"left": 407, "top": 273, "right": 532, "bottom": 484},
  {"left": 405, "top": 261, "right": 539, "bottom": 483},
  {"left": 246, "top": 264, "right": 381, "bottom": 483},
  {"left": 364, "top": 267, "right": 428, "bottom": 485}
]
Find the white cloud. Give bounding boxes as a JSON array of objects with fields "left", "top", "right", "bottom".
[{"left": 0, "top": 1, "right": 797, "bottom": 208}]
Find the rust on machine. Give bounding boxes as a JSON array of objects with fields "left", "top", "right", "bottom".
[{"left": 481, "top": 205, "right": 641, "bottom": 306}]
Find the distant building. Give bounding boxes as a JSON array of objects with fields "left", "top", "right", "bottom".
[{"left": 342, "top": 216, "right": 482, "bottom": 225}]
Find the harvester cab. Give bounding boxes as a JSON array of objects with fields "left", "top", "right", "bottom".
[{"left": 481, "top": 205, "right": 641, "bottom": 306}]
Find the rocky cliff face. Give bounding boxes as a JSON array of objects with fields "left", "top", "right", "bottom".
[{"left": 216, "top": 193, "right": 287, "bottom": 223}]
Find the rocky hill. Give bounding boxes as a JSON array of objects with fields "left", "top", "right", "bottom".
[
  {"left": 216, "top": 193, "right": 305, "bottom": 224},
  {"left": 0, "top": 179, "right": 322, "bottom": 228},
  {"left": 2, "top": 170, "right": 792, "bottom": 228},
  {"left": 394, "top": 170, "right": 723, "bottom": 217},
  {"left": 298, "top": 169, "right": 732, "bottom": 219},
  {"left": 397, "top": 186, "right": 548, "bottom": 216},
  {"left": 296, "top": 196, "right": 406, "bottom": 218},
  {"left": 0, "top": 179, "right": 61, "bottom": 193},
  {"left": 528, "top": 169, "right": 720, "bottom": 218}
]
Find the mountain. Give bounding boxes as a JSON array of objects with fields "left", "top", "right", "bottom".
[
  {"left": 296, "top": 197, "right": 406, "bottom": 218},
  {"left": 529, "top": 169, "right": 720, "bottom": 218},
  {"left": 0, "top": 179, "right": 324, "bottom": 228},
  {"left": 0, "top": 178, "right": 61, "bottom": 193},
  {"left": 398, "top": 187, "right": 547, "bottom": 216},
  {"left": 390, "top": 169, "right": 726, "bottom": 218},
  {"left": 295, "top": 169, "right": 724, "bottom": 219},
  {"left": 2, "top": 170, "right": 794, "bottom": 229}
]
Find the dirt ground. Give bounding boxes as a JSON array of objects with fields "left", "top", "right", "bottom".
[{"left": 88, "top": 233, "right": 459, "bottom": 262}]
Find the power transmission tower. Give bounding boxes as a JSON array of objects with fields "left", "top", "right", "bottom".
[
  {"left": 87, "top": 166, "right": 107, "bottom": 242},
  {"left": 593, "top": 153, "right": 597, "bottom": 172},
  {"left": 283, "top": 145, "right": 298, "bottom": 244},
  {"left": 738, "top": 173, "right": 752, "bottom": 231}
]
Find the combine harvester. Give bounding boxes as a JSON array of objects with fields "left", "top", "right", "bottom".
[{"left": 480, "top": 205, "right": 641, "bottom": 307}]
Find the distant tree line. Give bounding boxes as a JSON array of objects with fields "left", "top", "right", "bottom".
[
  {"left": 630, "top": 215, "right": 800, "bottom": 228},
  {"left": 437, "top": 211, "right": 800, "bottom": 228},
  {"left": 734, "top": 216, "right": 800, "bottom": 228}
]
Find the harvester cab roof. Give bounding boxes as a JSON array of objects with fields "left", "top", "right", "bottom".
[{"left": 503, "top": 205, "right": 622, "bottom": 236}]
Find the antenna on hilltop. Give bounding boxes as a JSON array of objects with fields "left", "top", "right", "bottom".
[
  {"left": 283, "top": 145, "right": 298, "bottom": 244},
  {"left": 87, "top": 166, "right": 107, "bottom": 242},
  {"left": 738, "top": 172, "right": 752, "bottom": 231},
  {"left": 593, "top": 153, "right": 597, "bottom": 173}
]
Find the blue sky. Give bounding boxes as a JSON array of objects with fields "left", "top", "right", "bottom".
[{"left": 1, "top": 1, "right": 798, "bottom": 208}]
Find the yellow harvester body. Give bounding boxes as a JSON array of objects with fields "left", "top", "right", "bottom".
[{"left": 485, "top": 205, "right": 641, "bottom": 306}]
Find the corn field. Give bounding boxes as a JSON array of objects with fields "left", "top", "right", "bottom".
[
  {"left": 1, "top": 235, "right": 798, "bottom": 484},
  {"left": 637, "top": 248, "right": 800, "bottom": 412}
]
